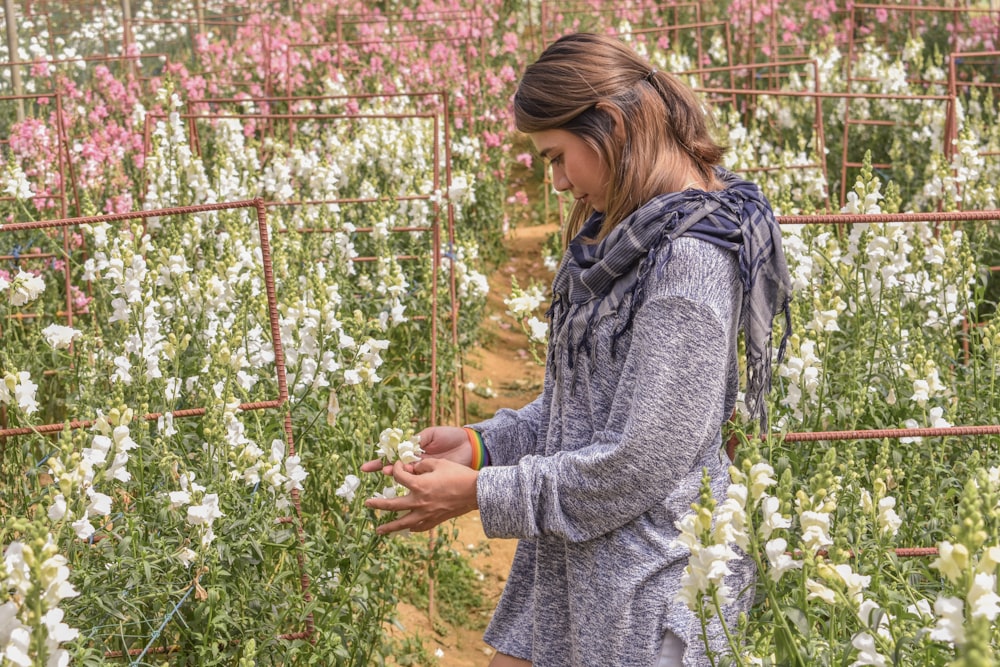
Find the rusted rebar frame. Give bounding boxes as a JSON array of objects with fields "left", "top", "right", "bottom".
[
  {"left": 285, "top": 31, "right": 485, "bottom": 117},
  {"left": 682, "top": 59, "right": 820, "bottom": 99},
  {"left": 166, "top": 96, "right": 467, "bottom": 623},
  {"left": 127, "top": 17, "right": 273, "bottom": 96},
  {"left": 538, "top": 0, "right": 698, "bottom": 46},
  {"left": 847, "top": 3, "right": 1000, "bottom": 64},
  {"left": 837, "top": 88, "right": 958, "bottom": 207},
  {"left": 687, "top": 86, "right": 955, "bottom": 209},
  {"left": 0, "top": 90, "right": 80, "bottom": 328},
  {"left": 0, "top": 52, "right": 169, "bottom": 100},
  {"left": 0, "top": 198, "right": 314, "bottom": 648},
  {"left": 0, "top": 89, "right": 80, "bottom": 217},
  {"left": 144, "top": 108, "right": 460, "bottom": 426},
  {"left": 842, "top": 5, "right": 1000, "bottom": 205},
  {"left": 625, "top": 21, "right": 734, "bottom": 87},
  {"left": 727, "top": 207, "right": 1000, "bottom": 560},
  {"left": 947, "top": 49, "right": 1000, "bottom": 187},
  {"left": 684, "top": 57, "right": 821, "bottom": 116},
  {"left": 692, "top": 85, "right": 831, "bottom": 210},
  {"left": 779, "top": 208, "right": 1000, "bottom": 369}
]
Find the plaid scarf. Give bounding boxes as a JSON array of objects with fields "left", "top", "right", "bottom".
[{"left": 548, "top": 168, "right": 792, "bottom": 429}]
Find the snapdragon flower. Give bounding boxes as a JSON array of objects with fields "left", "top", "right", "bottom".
[
  {"left": 41, "top": 324, "right": 83, "bottom": 350},
  {"left": 849, "top": 632, "right": 888, "bottom": 667},
  {"left": 6, "top": 269, "right": 45, "bottom": 307},
  {"left": 928, "top": 596, "right": 965, "bottom": 644},
  {"left": 375, "top": 427, "right": 423, "bottom": 464},
  {"left": 336, "top": 474, "right": 362, "bottom": 502},
  {"left": 0, "top": 371, "right": 39, "bottom": 414},
  {"left": 931, "top": 541, "right": 970, "bottom": 584},
  {"left": 1, "top": 536, "right": 79, "bottom": 667},
  {"left": 764, "top": 538, "right": 802, "bottom": 582},
  {"left": 968, "top": 572, "right": 1000, "bottom": 621}
]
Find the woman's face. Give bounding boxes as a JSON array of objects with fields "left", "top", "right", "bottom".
[{"left": 530, "top": 129, "right": 610, "bottom": 212}]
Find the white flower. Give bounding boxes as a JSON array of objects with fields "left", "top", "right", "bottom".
[
  {"left": 526, "top": 316, "right": 548, "bottom": 343},
  {"left": 167, "top": 490, "right": 191, "bottom": 509},
  {"left": 968, "top": 572, "right": 1000, "bottom": 621},
  {"left": 504, "top": 284, "right": 546, "bottom": 319},
  {"left": 907, "top": 598, "right": 934, "bottom": 621},
  {"left": 284, "top": 455, "right": 307, "bottom": 492},
  {"left": 831, "top": 563, "right": 871, "bottom": 602},
  {"left": 186, "top": 493, "right": 224, "bottom": 526},
  {"left": 2, "top": 371, "right": 40, "bottom": 415},
  {"left": 72, "top": 518, "right": 95, "bottom": 540},
  {"left": 858, "top": 599, "right": 891, "bottom": 638},
  {"left": 375, "top": 428, "right": 423, "bottom": 464},
  {"left": 0, "top": 610, "right": 32, "bottom": 667},
  {"left": 175, "top": 548, "right": 197, "bottom": 568},
  {"left": 7, "top": 269, "right": 46, "bottom": 306},
  {"left": 764, "top": 538, "right": 802, "bottom": 582},
  {"left": 930, "top": 541, "right": 969, "bottom": 583},
  {"left": 714, "top": 496, "right": 750, "bottom": 551},
  {"left": 876, "top": 497, "right": 901, "bottom": 537},
  {"left": 806, "top": 578, "right": 837, "bottom": 604},
  {"left": 47, "top": 494, "right": 68, "bottom": 522},
  {"left": 86, "top": 491, "right": 113, "bottom": 517},
  {"left": 41, "top": 607, "right": 79, "bottom": 644},
  {"left": 799, "top": 510, "right": 834, "bottom": 551},
  {"left": 759, "top": 495, "right": 791, "bottom": 540},
  {"left": 157, "top": 412, "right": 178, "bottom": 437},
  {"left": 676, "top": 543, "right": 739, "bottom": 610},
  {"left": 978, "top": 545, "right": 1000, "bottom": 573},
  {"left": 849, "top": 632, "right": 887, "bottom": 667},
  {"left": 336, "top": 474, "right": 361, "bottom": 502},
  {"left": 928, "top": 596, "right": 965, "bottom": 644},
  {"left": 39, "top": 552, "right": 78, "bottom": 607},
  {"left": 748, "top": 462, "right": 777, "bottom": 502},
  {"left": 3, "top": 162, "right": 33, "bottom": 200},
  {"left": 41, "top": 324, "right": 82, "bottom": 350}
]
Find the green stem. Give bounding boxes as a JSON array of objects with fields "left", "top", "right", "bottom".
[
  {"left": 697, "top": 602, "right": 718, "bottom": 667},
  {"left": 711, "top": 593, "right": 743, "bottom": 666}
]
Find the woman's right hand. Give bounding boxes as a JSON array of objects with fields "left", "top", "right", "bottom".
[{"left": 360, "top": 426, "right": 473, "bottom": 476}]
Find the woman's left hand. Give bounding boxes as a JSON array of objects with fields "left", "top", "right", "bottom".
[{"left": 365, "top": 458, "right": 479, "bottom": 535}]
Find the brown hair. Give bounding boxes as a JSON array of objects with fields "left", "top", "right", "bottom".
[{"left": 513, "top": 33, "right": 727, "bottom": 244}]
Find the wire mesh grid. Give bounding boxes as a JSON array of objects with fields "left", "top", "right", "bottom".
[{"left": 0, "top": 198, "right": 314, "bottom": 655}]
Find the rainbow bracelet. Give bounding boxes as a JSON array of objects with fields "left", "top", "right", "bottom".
[{"left": 464, "top": 427, "right": 489, "bottom": 470}]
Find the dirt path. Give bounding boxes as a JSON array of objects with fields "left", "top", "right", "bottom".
[{"left": 392, "top": 221, "right": 558, "bottom": 665}]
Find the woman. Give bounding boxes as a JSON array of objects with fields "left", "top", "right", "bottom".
[{"left": 364, "top": 32, "right": 792, "bottom": 666}]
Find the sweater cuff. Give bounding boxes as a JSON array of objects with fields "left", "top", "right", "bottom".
[{"left": 476, "top": 465, "right": 530, "bottom": 539}]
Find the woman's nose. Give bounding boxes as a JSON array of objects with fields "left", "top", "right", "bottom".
[{"left": 551, "top": 166, "right": 569, "bottom": 192}]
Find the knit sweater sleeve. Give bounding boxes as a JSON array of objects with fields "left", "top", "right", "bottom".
[
  {"left": 476, "top": 239, "right": 738, "bottom": 542},
  {"left": 465, "top": 392, "right": 546, "bottom": 467}
]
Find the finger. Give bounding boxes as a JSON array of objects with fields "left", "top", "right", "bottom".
[
  {"left": 359, "top": 459, "right": 384, "bottom": 473},
  {"left": 390, "top": 460, "right": 421, "bottom": 487},
  {"left": 375, "top": 512, "right": 422, "bottom": 535},
  {"left": 365, "top": 495, "right": 414, "bottom": 513},
  {"left": 411, "top": 458, "right": 440, "bottom": 474}
]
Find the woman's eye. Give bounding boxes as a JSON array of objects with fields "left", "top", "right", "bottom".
[{"left": 550, "top": 155, "right": 563, "bottom": 166}]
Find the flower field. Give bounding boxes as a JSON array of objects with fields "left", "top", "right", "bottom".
[{"left": 1, "top": 1, "right": 1000, "bottom": 665}]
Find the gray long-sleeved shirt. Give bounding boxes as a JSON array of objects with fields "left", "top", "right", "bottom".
[{"left": 470, "top": 237, "right": 755, "bottom": 666}]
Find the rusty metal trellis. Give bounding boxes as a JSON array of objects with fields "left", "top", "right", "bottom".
[
  {"left": 145, "top": 106, "right": 463, "bottom": 426},
  {"left": 539, "top": 0, "right": 699, "bottom": 47},
  {"left": 0, "top": 198, "right": 314, "bottom": 649},
  {"left": 692, "top": 84, "right": 832, "bottom": 210}
]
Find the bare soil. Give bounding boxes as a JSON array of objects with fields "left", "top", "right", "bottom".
[{"left": 390, "top": 221, "right": 558, "bottom": 666}]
